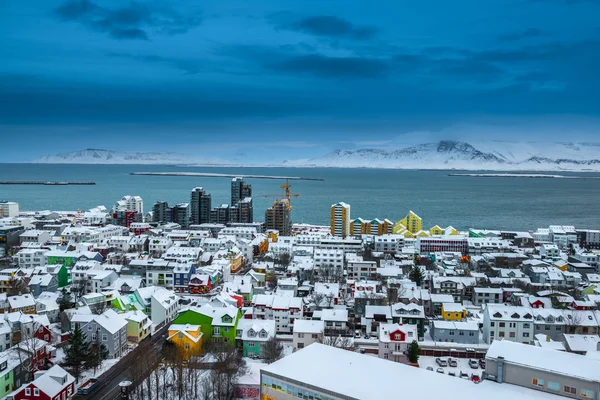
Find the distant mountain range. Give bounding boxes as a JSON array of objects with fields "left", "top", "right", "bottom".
[
  {"left": 293, "top": 141, "right": 600, "bottom": 171},
  {"left": 33, "top": 141, "right": 600, "bottom": 171}
]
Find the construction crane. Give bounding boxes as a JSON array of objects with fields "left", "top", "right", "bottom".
[{"left": 260, "top": 178, "right": 299, "bottom": 211}]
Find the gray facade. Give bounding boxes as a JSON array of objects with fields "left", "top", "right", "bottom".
[
  {"left": 79, "top": 314, "right": 127, "bottom": 359},
  {"left": 430, "top": 321, "right": 480, "bottom": 344},
  {"left": 191, "top": 187, "right": 211, "bottom": 225}
]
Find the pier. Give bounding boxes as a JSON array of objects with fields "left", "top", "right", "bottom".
[
  {"left": 0, "top": 181, "right": 96, "bottom": 185},
  {"left": 130, "top": 172, "right": 325, "bottom": 181}
]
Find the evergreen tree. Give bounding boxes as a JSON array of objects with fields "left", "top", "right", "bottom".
[
  {"left": 58, "top": 288, "right": 73, "bottom": 312},
  {"left": 409, "top": 265, "right": 424, "bottom": 287},
  {"left": 86, "top": 338, "right": 109, "bottom": 374},
  {"left": 407, "top": 340, "right": 420, "bottom": 364},
  {"left": 63, "top": 326, "right": 90, "bottom": 382}
]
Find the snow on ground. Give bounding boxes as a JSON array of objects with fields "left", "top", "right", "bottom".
[
  {"left": 419, "top": 356, "right": 482, "bottom": 380},
  {"left": 282, "top": 342, "right": 294, "bottom": 357}
]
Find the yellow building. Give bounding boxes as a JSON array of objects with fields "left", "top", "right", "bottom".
[
  {"left": 441, "top": 303, "right": 467, "bottom": 321},
  {"left": 554, "top": 260, "right": 568, "bottom": 272},
  {"left": 430, "top": 225, "right": 444, "bottom": 236},
  {"left": 350, "top": 218, "right": 369, "bottom": 236},
  {"left": 398, "top": 211, "right": 422, "bottom": 234},
  {"left": 167, "top": 323, "right": 203, "bottom": 359},
  {"left": 444, "top": 226, "right": 459, "bottom": 236},
  {"left": 330, "top": 202, "right": 351, "bottom": 238}
]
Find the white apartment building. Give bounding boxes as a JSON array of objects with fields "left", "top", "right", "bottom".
[
  {"left": 82, "top": 211, "right": 108, "bottom": 226},
  {"left": 314, "top": 248, "right": 344, "bottom": 269},
  {"left": 294, "top": 234, "right": 322, "bottom": 247},
  {"left": 14, "top": 249, "right": 47, "bottom": 269},
  {"left": 472, "top": 287, "right": 503, "bottom": 306},
  {"left": 149, "top": 238, "right": 173, "bottom": 256},
  {"left": 107, "top": 236, "right": 132, "bottom": 252},
  {"left": 163, "top": 246, "right": 202, "bottom": 264},
  {"left": 19, "top": 230, "right": 51, "bottom": 245},
  {"left": 483, "top": 304, "right": 535, "bottom": 344},
  {"left": 540, "top": 243, "right": 560, "bottom": 259},
  {"left": 549, "top": 225, "right": 577, "bottom": 248},
  {"left": 346, "top": 255, "right": 378, "bottom": 279},
  {"left": 374, "top": 235, "right": 403, "bottom": 252},
  {"left": 151, "top": 287, "right": 180, "bottom": 326},
  {"left": 318, "top": 237, "right": 362, "bottom": 252},
  {"left": 0, "top": 201, "right": 19, "bottom": 218},
  {"left": 218, "top": 227, "right": 257, "bottom": 241},
  {"left": 251, "top": 294, "right": 303, "bottom": 334},
  {"left": 87, "top": 270, "right": 118, "bottom": 293},
  {"left": 293, "top": 319, "right": 324, "bottom": 352},
  {"left": 113, "top": 195, "right": 144, "bottom": 214},
  {"left": 573, "top": 252, "right": 599, "bottom": 269}
]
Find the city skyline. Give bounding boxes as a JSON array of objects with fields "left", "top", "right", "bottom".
[{"left": 2, "top": 0, "right": 600, "bottom": 162}]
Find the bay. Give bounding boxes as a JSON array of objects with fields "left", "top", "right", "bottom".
[{"left": 1, "top": 163, "right": 599, "bottom": 231}]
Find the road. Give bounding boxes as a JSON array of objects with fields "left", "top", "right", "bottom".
[{"left": 78, "top": 324, "right": 170, "bottom": 400}]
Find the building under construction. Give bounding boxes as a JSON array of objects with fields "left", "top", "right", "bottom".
[{"left": 265, "top": 198, "right": 292, "bottom": 236}]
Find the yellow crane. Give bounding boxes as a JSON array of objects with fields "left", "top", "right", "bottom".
[{"left": 260, "top": 178, "right": 299, "bottom": 211}]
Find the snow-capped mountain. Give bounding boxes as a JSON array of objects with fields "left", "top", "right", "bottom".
[
  {"left": 33, "top": 149, "right": 220, "bottom": 165},
  {"left": 298, "top": 141, "right": 600, "bottom": 171}
]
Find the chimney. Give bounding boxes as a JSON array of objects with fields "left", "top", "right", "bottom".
[{"left": 497, "top": 356, "right": 504, "bottom": 384}]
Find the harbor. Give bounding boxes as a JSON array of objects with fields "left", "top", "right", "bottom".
[{"left": 0, "top": 181, "right": 96, "bottom": 185}]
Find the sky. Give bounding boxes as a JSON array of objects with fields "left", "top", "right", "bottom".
[{"left": 1, "top": 0, "right": 599, "bottom": 162}]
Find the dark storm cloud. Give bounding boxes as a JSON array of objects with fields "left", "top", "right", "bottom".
[
  {"left": 275, "top": 15, "right": 378, "bottom": 40},
  {"left": 498, "top": 28, "right": 547, "bottom": 42},
  {"left": 53, "top": 0, "right": 202, "bottom": 40}
]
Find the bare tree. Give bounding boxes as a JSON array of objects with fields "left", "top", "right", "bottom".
[
  {"left": 202, "top": 341, "right": 247, "bottom": 400},
  {"left": 320, "top": 335, "right": 357, "bottom": 351},
  {"left": 277, "top": 253, "right": 292, "bottom": 268},
  {"left": 312, "top": 293, "right": 325, "bottom": 310},
  {"left": 16, "top": 320, "right": 45, "bottom": 380},
  {"left": 262, "top": 337, "right": 284, "bottom": 364},
  {"left": 6, "top": 276, "right": 29, "bottom": 296},
  {"left": 565, "top": 311, "right": 584, "bottom": 334}
]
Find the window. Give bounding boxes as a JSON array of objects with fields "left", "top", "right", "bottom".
[
  {"left": 248, "top": 341, "right": 254, "bottom": 347},
  {"left": 185, "top": 343, "right": 190, "bottom": 350},
  {"left": 490, "top": 322, "right": 495, "bottom": 327},
  {"left": 498, "top": 331, "right": 504, "bottom": 338},
  {"left": 298, "top": 333, "right": 304, "bottom": 338},
  {"left": 581, "top": 389, "right": 595, "bottom": 398},
  {"left": 547, "top": 381, "right": 560, "bottom": 391},
  {"left": 523, "top": 332, "right": 530, "bottom": 338},
  {"left": 25, "top": 388, "right": 31, "bottom": 396},
  {"left": 499, "top": 322, "right": 505, "bottom": 328},
  {"left": 178, "top": 333, "right": 184, "bottom": 339},
  {"left": 102, "top": 334, "right": 107, "bottom": 341},
  {"left": 312, "top": 334, "right": 318, "bottom": 339},
  {"left": 509, "top": 332, "right": 515, "bottom": 338},
  {"left": 92, "top": 334, "right": 97, "bottom": 341},
  {"left": 564, "top": 386, "right": 577, "bottom": 394},
  {"left": 34, "top": 388, "right": 40, "bottom": 396},
  {"left": 469, "top": 331, "right": 475, "bottom": 336},
  {"left": 545, "top": 325, "right": 551, "bottom": 331},
  {"left": 532, "top": 378, "right": 544, "bottom": 387}
]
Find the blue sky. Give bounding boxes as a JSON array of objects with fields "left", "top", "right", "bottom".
[{"left": 1, "top": 0, "right": 599, "bottom": 162}]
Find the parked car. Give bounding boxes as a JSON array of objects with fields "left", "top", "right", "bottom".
[
  {"left": 448, "top": 358, "right": 458, "bottom": 367},
  {"left": 436, "top": 357, "right": 448, "bottom": 367},
  {"left": 436, "top": 368, "right": 444, "bottom": 374},
  {"left": 426, "top": 366, "right": 434, "bottom": 371},
  {"left": 469, "top": 359, "right": 479, "bottom": 369},
  {"left": 479, "top": 359, "right": 486, "bottom": 369},
  {"left": 459, "top": 371, "right": 470, "bottom": 379},
  {"left": 471, "top": 374, "right": 481, "bottom": 383},
  {"left": 448, "top": 371, "right": 456, "bottom": 377}
]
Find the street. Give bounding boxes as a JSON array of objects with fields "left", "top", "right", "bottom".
[{"left": 78, "top": 324, "right": 169, "bottom": 400}]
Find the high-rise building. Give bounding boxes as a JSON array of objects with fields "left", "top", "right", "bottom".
[
  {"left": 0, "top": 201, "right": 19, "bottom": 217},
  {"left": 210, "top": 204, "right": 230, "bottom": 224},
  {"left": 230, "top": 177, "right": 253, "bottom": 223},
  {"left": 330, "top": 202, "right": 351, "bottom": 238},
  {"left": 265, "top": 199, "right": 291, "bottom": 236},
  {"left": 171, "top": 203, "right": 190, "bottom": 227},
  {"left": 152, "top": 201, "right": 171, "bottom": 224},
  {"left": 238, "top": 197, "right": 253, "bottom": 223},
  {"left": 113, "top": 195, "right": 143, "bottom": 215},
  {"left": 191, "top": 187, "right": 211, "bottom": 225}
]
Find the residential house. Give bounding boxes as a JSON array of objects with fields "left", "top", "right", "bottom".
[
  {"left": 532, "top": 308, "right": 566, "bottom": 341},
  {"left": 321, "top": 308, "right": 349, "bottom": 336},
  {"left": 482, "top": 304, "right": 534, "bottom": 344},
  {"left": 173, "top": 263, "right": 196, "bottom": 293},
  {"left": 429, "top": 294, "right": 455, "bottom": 317},
  {"left": 123, "top": 310, "right": 153, "bottom": 343},
  {"left": 28, "top": 275, "right": 58, "bottom": 297},
  {"left": 472, "top": 287, "right": 503, "bottom": 306},
  {"left": 391, "top": 303, "right": 426, "bottom": 339},
  {"left": 441, "top": 303, "right": 466, "bottom": 321},
  {"left": 237, "top": 319, "right": 276, "bottom": 358},
  {"left": 8, "top": 295, "right": 36, "bottom": 314},
  {"left": 364, "top": 305, "right": 392, "bottom": 337},
  {"left": 561, "top": 334, "right": 600, "bottom": 354},
  {"left": 251, "top": 295, "right": 303, "bottom": 334},
  {"left": 80, "top": 309, "right": 128, "bottom": 358},
  {"left": 188, "top": 274, "right": 213, "bottom": 294},
  {"left": 378, "top": 323, "right": 418, "bottom": 363},
  {"left": 150, "top": 287, "right": 181, "bottom": 327},
  {"left": 172, "top": 304, "right": 241, "bottom": 345},
  {"left": 429, "top": 321, "right": 479, "bottom": 344},
  {"left": 10, "top": 365, "right": 75, "bottom": 400},
  {"left": 167, "top": 324, "right": 203, "bottom": 359},
  {"left": 292, "top": 319, "right": 324, "bottom": 352}
]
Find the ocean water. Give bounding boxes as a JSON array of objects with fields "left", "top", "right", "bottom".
[{"left": 1, "top": 164, "right": 600, "bottom": 231}]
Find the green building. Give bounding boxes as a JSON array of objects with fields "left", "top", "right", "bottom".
[
  {"left": 47, "top": 264, "right": 69, "bottom": 287},
  {"left": 172, "top": 304, "right": 241, "bottom": 345}
]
